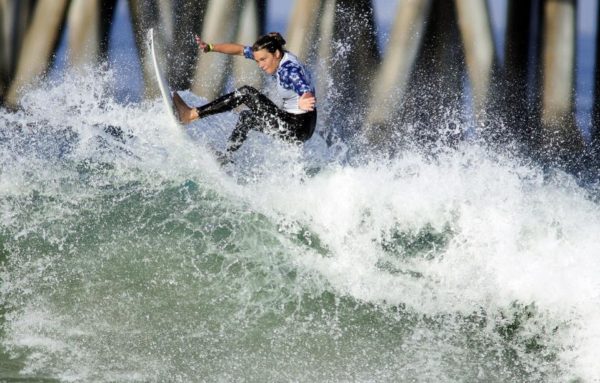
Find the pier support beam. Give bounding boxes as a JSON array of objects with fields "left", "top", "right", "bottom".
[
  {"left": 538, "top": 0, "right": 584, "bottom": 164},
  {"left": 591, "top": 0, "right": 600, "bottom": 163},
  {"left": 0, "top": 0, "right": 36, "bottom": 103},
  {"left": 67, "top": 0, "right": 100, "bottom": 69},
  {"left": 454, "top": 0, "right": 498, "bottom": 127},
  {"left": 67, "top": 0, "right": 116, "bottom": 70},
  {"left": 170, "top": 0, "right": 208, "bottom": 90},
  {"left": 504, "top": 0, "right": 535, "bottom": 148},
  {"left": 318, "top": 0, "right": 379, "bottom": 142},
  {"left": 232, "top": 0, "right": 265, "bottom": 90},
  {"left": 5, "top": 0, "right": 70, "bottom": 108},
  {"left": 399, "top": 0, "right": 465, "bottom": 151},
  {"left": 0, "top": 0, "right": 13, "bottom": 99},
  {"left": 364, "top": 0, "right": 432, "bottom": 148},
  {"left": 191, "top": 0, "right": 242, "bottom": 100},
  {"left": 286, "top": 0, "right": 322, "bottom": 63}
]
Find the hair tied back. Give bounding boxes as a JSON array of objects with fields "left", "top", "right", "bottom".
[
  {"left": 267, "top": 32, "right": 286, "bottom": 47},
  {"left": 253, "top": 32, "right": 286, "bottom": 53}
]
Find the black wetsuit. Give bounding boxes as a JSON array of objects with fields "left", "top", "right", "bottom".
[
  {"left": 196, "top": 49, "right": 317, "bottom": 156},
  {"left": 196, "top": 85, "right": 317, "bottom": 153}
]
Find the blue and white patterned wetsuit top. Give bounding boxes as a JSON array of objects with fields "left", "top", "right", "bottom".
[{"left": 244, "top": 47, "right": 315, "bottom": 115}]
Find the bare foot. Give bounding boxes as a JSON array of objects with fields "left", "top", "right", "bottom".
[{"left": 173, "top": 92, "right": 199, "bottom": 124}]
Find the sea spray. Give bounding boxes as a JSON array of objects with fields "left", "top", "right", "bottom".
[{"left": 1, "top": 69, "right": 600, "bottom": 382}]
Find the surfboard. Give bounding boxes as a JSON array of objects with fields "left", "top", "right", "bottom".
[{"left": 147, "top": 28, "right": 180, "bottom": 128}]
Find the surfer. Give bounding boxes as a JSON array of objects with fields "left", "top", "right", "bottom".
[{"left": 173, "top": 32, "right": 317, "bottom": 163}]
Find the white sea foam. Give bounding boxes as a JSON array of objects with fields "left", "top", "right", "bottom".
[
  {"left": 2, "top": 69, "right": 600, "bottom": 382},
  {"left": 239, "top": 145, "right": 600, "bottom": 381}
]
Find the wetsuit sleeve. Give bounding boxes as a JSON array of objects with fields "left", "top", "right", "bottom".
[
  {"left": 243, "top": 46, "right": 254, "bottom": 59},
  {"left": 279, "top": 61, "right": 313, "bottom": 95}
]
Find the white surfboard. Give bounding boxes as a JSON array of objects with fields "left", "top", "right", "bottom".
[{"left": 148, "top": 28, "right": 180, "bottom": 128}]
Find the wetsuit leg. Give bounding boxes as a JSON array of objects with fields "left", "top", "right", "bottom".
[
  {"left": 197, "top": 85, "right": 318, "bottom": 154},
  {"left": 227, "top": 110, "right": 260, "bottom": 153},
  {"left": 225, "top": 110, "right": 317, "bottom": 156},
  {"left": 196, "top": 85, "right": 283, "bottom": 119}
]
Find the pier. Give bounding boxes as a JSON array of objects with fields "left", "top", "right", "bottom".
[{"left": 0, "top": 0, "right": 598, "bottom": 170}]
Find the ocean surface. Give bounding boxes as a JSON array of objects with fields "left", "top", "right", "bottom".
[{"left": 2, "top": 1, "right": 600, "bottom": 382}]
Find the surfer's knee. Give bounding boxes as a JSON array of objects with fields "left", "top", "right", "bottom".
[
  {"left": 238, "top": 110, "right": 254, "bottom": 128},
  {"left": 237, "top": 85, "right": 259, "bottom": 97}
]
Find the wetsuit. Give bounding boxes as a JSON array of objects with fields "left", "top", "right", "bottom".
[{"left": 195, "top": 49, "right": 317, "bottom": 154}]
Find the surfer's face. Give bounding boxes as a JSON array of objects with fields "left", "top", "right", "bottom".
[{"left": 253, "top": 49, "right": 281, "bottom": 75}]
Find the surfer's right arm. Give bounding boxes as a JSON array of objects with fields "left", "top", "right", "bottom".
[{"left": 195, "top": 35, "right": 246, "bottom": 56}]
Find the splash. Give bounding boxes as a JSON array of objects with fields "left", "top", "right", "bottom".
[{"left": 1, "top": 69, "right": 600, "bottom": 382}]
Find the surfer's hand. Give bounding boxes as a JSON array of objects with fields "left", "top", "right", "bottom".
[
  {"left": 195, "top": 35, "right": 212, "bottom": 53},
  {"left": 299, "top": 92, "right": 316, "bottom": 111}
]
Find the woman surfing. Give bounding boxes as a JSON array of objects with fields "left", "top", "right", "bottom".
[{"left": 173, "top": 32, "right": 317, "bottom": 164}]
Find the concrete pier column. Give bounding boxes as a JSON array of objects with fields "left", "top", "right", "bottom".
[
  {"left": 170, "top": 0, "right": 208, "bottom": 90},
  {"left": 316, "top": 0, "right": 335, "bottom": 76},
  {"left": 232, "top": 0, "right": 265, "bottom": 90},
  {"left": 0, "top": 0, "right": 14, "bottom": 98},
  {"left": 0, "top": 0, "right": 36, "bottom": 102},
  {"left": 99, "top": 0, "right": 117, "bottom": 60},
  {"left": 67, "top": 0, "right": 116, "bottom": 70},
  {"left": 158, "top": 0, "right": 174, "bottom": 45},
  {"left": 286, "top": 0, "right": 322, "bottom": 63},
  {"left": 454, "top": 0, "right": 497, "bottom": 122},
  {"left": 67, "top": 0, "right": 101, "bottom": 69},
  {"left": 504, "top": 0, "right": 535, "bottom": 147},
  {"left": 5, "top": 0, "right": 70, "bottom": 108},
  {"left": 395, "top": 0, "right": 465, "bottom": 151},
  {"left": 317, "top": 0, "right": 379, "bottom": 141},
  {"left": 191, "top": 0, "right": 242, "bottom": 100},
  {"left": 591, "top": 0, "right": 600, "bottom": 161},
  {"left": 334, "top": 0, "right": 379, "bottom": 112},
  {"left": 539, "top": 0, "right": 583, "bottom": 161},
  {"left": 364, "top": 0, "right": 432, "bottom": 146},
  {"left": 313, "top": 0, "right": 339, "bottom": 141}
]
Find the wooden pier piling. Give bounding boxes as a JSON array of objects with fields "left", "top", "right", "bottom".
[
  {"left": 191, "top": 0, "right": 242, "bottom": 100},
  {"left": 364, "top": 0, "right": 432, "bottom": 147},
  {"left": 317, "top": 0, "right": 379, "bottom": 140},
  {"left": 454, "top": 0, "right": 498, "bottom": 124},
  {"left": 170, "top": 0, "right": 208, "bottom": 90},
  {"left": 0, "top": 0, "right": 36, "bottom": 103},
  {"left": 4, "top": 0, "right": 70, "bottom": 108},
  {"left": 591, "top": 0, "right": 600, "bottom": 161},
  {"left": 504, "top": 0, "right": 535, "bottom": 147},
  {"left": 0, "top": 0, "right": 12, "bottom": 98},
  {"left": 231, "top": 0, "right": 265, "bottom": 90},
  {"left": 286, "top": 0, "right": 322, "bottom": 63},
  {"left": 399, "top": 0, "right": 465, "bottom": 150},
  {"left": 538, "top": 0, "right": 584, "bottom": 162},
  {"left": 67, "top": 0, "right": 116, "bottom": 70},
  {"left": 0, "top": 0, "right": 595, "bottom": 174}
]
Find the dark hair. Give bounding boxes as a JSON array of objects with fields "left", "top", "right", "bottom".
[{"left": 252, "top": 32, "right": 286, "bottom": 54}]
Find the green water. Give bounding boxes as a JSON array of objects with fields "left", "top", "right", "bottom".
[
  {"left": 1, "top": 72, "right": 596, "bottom": 381},
  {"left": 0, "top": 168, "right": 567, "bottom": 382}
]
